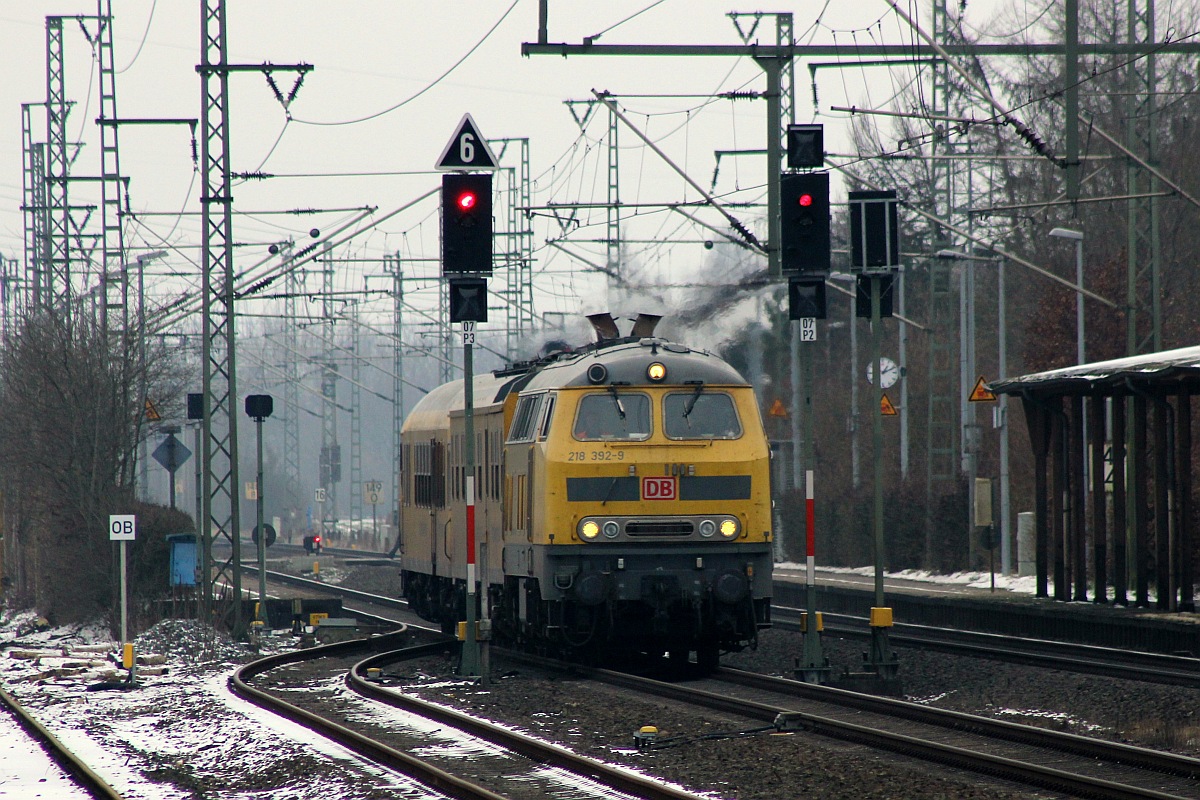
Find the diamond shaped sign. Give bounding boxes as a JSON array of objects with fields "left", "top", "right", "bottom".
[{"left": 153, "top": 434, "right": 191, "bottom": 473}]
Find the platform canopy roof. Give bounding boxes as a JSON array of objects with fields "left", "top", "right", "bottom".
[{"left": 989, "top": 345, "right": 1200, "bottom": 397}]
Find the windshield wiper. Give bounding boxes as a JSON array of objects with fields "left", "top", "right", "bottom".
[
  {"left": 682, "top": 381, "right": 705, "bottom": 422},
  {"left": 601, "top": 477, "right": 619, "bottom": 506},
  {"left": 607, "top": 384, "right": 626, "bottom": 420}
]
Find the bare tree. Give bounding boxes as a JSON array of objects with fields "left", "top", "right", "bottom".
[{"left": 0, "top": 309, "right": 188, "bottom": 624}]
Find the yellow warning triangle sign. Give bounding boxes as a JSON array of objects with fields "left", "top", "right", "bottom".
[
  {"left": 768, "top": 398, "right": 788, "bottom": 418},
  {"left": 144, "top": 399, "right": 161, "bottom": 422},
  {"left": 969, "top": 376, "right": 997, "bottom": 403},
  {"left": 880, "top": 393, "right": 898, "bottom": 416}
]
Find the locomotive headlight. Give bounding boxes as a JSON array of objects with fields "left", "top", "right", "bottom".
[
  {"left": 646, "top": 362, "right": 667, "bottom": 382},
  {"left": 719, "top": 518, "right": 739, "bottom": 538},
  {"left": 699, "top": 519, "right": 716, "bottom": 537},
  {"left": 602, "top": 520, "right": 620, "bottom": 538},
  {"left": 581, "top": 521, "right": 600, "bottom": 540}
]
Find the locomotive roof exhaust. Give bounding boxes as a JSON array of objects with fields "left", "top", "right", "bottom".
[{"left": 586, "top": 312, "right": 662, "bottom": 342}]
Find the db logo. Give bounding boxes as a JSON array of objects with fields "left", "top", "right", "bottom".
[{"left": 641, "top": 476, "right": 677, "bottom": 501}]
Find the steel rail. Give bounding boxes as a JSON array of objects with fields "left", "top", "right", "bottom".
[
  {"left": 231, "top": 635, "right": 520, "bottom": 800},
  {"left": 350, "top": 650, "right": 713, "bottom": 800},
  {"left": 772, "top": 605, "right": 1200, "bottom": 687},
  {"left": 500, "top": 652, "right": 1200, "bottom": 800},
  {"left": 717, "top": 667, "right": 1200, "bottom": 783},
  {"left": 234, "top": 633, "right": 712, "bottom": 800},
  {"left": 0, "top": 686, "right": 125, "bottom": 800}
]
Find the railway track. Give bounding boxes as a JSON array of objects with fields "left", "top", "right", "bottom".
[
  {"left": 0, "top": 685, "right": 123, "bottom": 799},
  {"left": 232, "top": 631, "right": 712, "bottom": 800},
  {"left": 247, "top": 559, "right": 1200, "bottom": 797},
  {"left": 772, "top": 603, "right": 1200, "bottom": 687},
  {"left": 254, "top": 559, "right": 1200, "bottom": 689},
  {"left": 503, "top": 652, "right": 1200, "bottom": 800}
]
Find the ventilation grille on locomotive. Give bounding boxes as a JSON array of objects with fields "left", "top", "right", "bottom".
[{"left": 625, "top": 520, "right": 694, "bottom": 536}]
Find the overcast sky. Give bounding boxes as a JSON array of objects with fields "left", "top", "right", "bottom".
[{"left": 0, "top": 0, "right": 1046, "bottom": 331}]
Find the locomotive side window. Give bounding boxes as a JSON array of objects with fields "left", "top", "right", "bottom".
[
  {"left": 537, "top": 395, "right": 556, "bottom": 440},
  {"left": 508, "top": 394, "right": 542, "bottom": 443},
  {"left": 573, "top": 392, "right": 651, "bottom": 441},
  {"left": 663, "top": 391, "right": 742, "bottom": 439}
]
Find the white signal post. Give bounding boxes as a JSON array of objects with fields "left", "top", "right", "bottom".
[
  {"left": 109, "top": 514, "right": 136, "bottom": 681},
  {"left": 796, "top": 471, "right": 829, "bottom": 683},
  {"left": 461, "top": 320, "right": 485, "bottom": 679}
]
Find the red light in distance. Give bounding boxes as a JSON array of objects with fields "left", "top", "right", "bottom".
[
  {"left": 798, "top": 193, "right": 814, "bottom": 207},
  {"left": 457, "top": 192, "right": 477, "bottom": 211}
]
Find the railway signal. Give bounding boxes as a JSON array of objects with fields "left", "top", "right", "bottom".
[
  {"left": 245, "top": 394, "right": 274, "bottom": 628},
  {"left": 786, "top": 123, "right": 824, "bottom": 169},
  {"left": 848, "top": 190, "right": 900, "bottom": 272},
  {"left": 449, "top": 277, "right": 488, "bottom": 323},
  {"left": 441, "top": 173, "right": 493, "bottom": 275},
  {"left": 788, "top": 275, "right": 827, "bottom": 320},
  {"left": 780, "top": 171, "right": 831, "bottom": 274}
]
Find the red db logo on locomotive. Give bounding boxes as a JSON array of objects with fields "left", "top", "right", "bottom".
[{"left": 641, "top": 476, "right": 677, "bottom": 500}]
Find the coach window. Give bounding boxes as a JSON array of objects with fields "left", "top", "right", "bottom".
[
  {"left": 663, "top": 391, "right": 742, "bottom": 439},
  {"left": 573, "top": 392, "right": 651, "bottom": 441},
  {"left": 508, "top": 394, "right": 542, "bottom": 443}
]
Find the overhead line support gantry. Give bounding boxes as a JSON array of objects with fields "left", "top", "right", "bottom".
[{"left": 197, "top": 0, "right": 312, "bottom": 633}]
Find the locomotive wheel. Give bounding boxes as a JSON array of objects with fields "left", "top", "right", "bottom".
[{"left": 697, "top": 642, "right": 720, "bottom": 673}]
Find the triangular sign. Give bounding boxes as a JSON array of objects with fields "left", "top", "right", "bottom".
[
  {"left": 144, "top": 399, "right": 161, "bottom": 422},
  {"left": 435, "top": 113, "right": 499, "bottom": 171},
  {"left": 969, "top": 376, "right": 998, "bottom": 402},
  {"left": 880, "top": 393, "right": 898, "bottom": 416},
  {"left": 768, "top": 398, "right": 788, "bottom": 418}
]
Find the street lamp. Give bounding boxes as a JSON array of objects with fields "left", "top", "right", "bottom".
[
  {"left": 1048, "top": 227, "right": 1085, "bottom": 365},
  {"left": 936, "top": 249, "right": 1011, "bottom": 575},
  {"left": 1048, "top": 227, "right": 1088, "bottom": 509}
]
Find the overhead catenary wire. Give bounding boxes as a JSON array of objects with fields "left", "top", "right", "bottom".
[{"left": 291, "top": 0, "right": 520, "bottom": 128}]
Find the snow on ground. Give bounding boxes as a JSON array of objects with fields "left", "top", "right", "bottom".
[
  {"left": 776, "top": 563, "right": 1042, "bottom": 594},
  {"left": 0, "top": 612, "right": 437, "bottom": 799},
  {"left": 0, "top": 700, "right": 88, "bottom": 798},
  {"left": 0, "top": 567, "right": 1042, "bottom": 798}
]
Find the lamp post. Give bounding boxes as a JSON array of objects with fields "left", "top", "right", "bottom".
[
  {"left": 245, "top": 394, "right": 274, "bottom": 627},
  {"left": 1048, "top": 228, "right": 1085, "bottom": 365},
  {"left": 1048, "top": 228, "right": 1089, "bottom": 511},
  {"left": 829, "top": 272, "right": 859, "bottom": 488},
  {"left": 937, "top": 250, "right": 1010, "bottom": 573}
]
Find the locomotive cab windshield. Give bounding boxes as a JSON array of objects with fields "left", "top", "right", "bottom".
[
  {"left": 573, "top": 392, "right": 651, "bottom": 441},
  {"left": 664, "top": 389, "right": 742, "bottom": 439}
]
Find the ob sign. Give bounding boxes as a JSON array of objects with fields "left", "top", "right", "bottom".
[{"left": 109, "top": 514, "right": 136, "bottom": 541}]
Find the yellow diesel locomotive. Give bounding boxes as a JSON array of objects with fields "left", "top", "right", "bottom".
[{"left": 397, "top": 313, "right": 773, "bottom": 668}]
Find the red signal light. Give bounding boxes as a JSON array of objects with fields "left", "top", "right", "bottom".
[
  {"left": 798, "top": 193, "right": 814, "bottom": 207},
  {"left": 314, "top": 535, "right": 321, "bottom": 544},
  {"left": 457, "top": 192, "right": 477, "bottom": 211}
]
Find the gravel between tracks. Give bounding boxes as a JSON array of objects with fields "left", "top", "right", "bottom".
[
  {"left": 4, "top": 564, "right": 1199, "bottom": 800},
  {"left": 340, "top": 566, "right": 1200, "bottom": 800}
]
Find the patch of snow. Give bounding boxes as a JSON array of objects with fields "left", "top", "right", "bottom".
[
  {"left": 994, "top": 707, "right": 1105, "bottom": 733},
  {"left": 0, "top": 703, "right": 91, "bottom": 798},
  {"left": 0, "top": 613, "right": 440, "bottom": 799}
]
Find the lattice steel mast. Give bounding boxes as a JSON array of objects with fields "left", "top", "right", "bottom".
[
  {"left": 198, "top": 0, "right": 310, "bottom": 630},
  {"left": 45, "top": 17, "right": 72, "bottom": 313}
]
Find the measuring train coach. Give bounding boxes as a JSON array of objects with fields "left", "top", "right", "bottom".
[{"left": 396, "top": 313, "right": 773, "bottom": 668}]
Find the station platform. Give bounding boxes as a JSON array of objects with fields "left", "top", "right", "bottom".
[{"left": 773, "top": 566, "right": 1200, "bottom": 656}]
